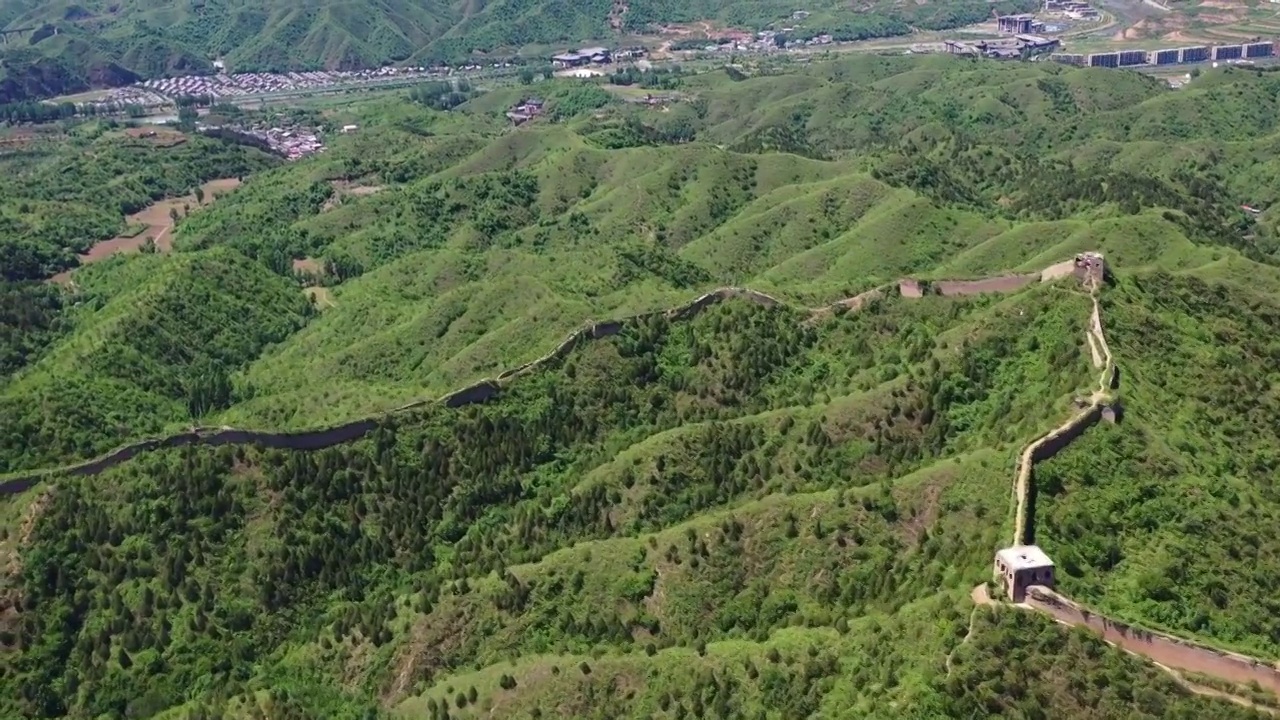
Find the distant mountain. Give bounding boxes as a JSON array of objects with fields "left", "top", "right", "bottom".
[{"left": 0, "top": 0, "right": 1037, "bottom": 100}]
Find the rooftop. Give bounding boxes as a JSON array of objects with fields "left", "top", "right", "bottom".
[{"left": 997, "top": 545, "right": 1054, "bottom": 571}]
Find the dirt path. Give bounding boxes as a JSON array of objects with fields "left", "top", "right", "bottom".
[
  {"left": 1086, "top": 330, "right": 1104, "bottom": 369},
  {"left": 946, "top": 584, "right": 994, "bottom": 675},
  {"left": 1162, "top": 667, "right": 1279, "bottom": 715},
  {"left": 49, "top": 177, "right": 242, "bottom": 284}
]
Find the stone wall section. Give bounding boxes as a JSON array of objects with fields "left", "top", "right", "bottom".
[
  {"left": 1012, "top": 404, "right": 1104, "bottom": 546},
  {"left": 1025, "top": 586, "right": 1280, "bottom": 694},
  {"left": 0, "top": 258, "right": 1097, "bottom": 494}
]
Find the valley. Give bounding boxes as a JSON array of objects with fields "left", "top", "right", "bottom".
[{"left": 3, "top": 53, "right": 1280, "bottom": 719}]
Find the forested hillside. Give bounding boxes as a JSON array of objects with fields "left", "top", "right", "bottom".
[
  {"left": 4, "top": 284, "right": 1270, "bottom": 718},
  {"left": 0, "top": 124, "right": 277, "bottom": 281},
  {"left": 5, "top": 55, "right": 1280, "bottom": 718}
]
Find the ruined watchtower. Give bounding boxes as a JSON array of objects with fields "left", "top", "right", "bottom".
[
  {"left": 994, "top": 545, "right": 1055, "bottom": 602},
  {"left": 1072, "top": 252, "right": 1107, "bottom": 289}
]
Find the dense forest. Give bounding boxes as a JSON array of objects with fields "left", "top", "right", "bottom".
[
  {"left": 5, "top": 55, "right": 1280, "bottom": 719},
  {"left": 0, "top": 291, "right": 1213, "bottom": 717}
]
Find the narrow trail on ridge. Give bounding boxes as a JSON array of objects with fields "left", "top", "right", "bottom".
[{"left": 945, "top": 584, "right": 993, "bottom": 676}]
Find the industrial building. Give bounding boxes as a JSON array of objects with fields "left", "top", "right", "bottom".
[
  {"left": 944, "top": 35, "right": 1058, "bottom": 59},
  {"left": 997, "top": 14, "right": 1036, "bottom": 34},
  {"left": 1244, "top": 41, "right": 1274, "bottom": 58},
  {"left": 551, "top": 46, "right": 612, "bottom": 68},
  {"left": 1044, "top": 0, "right": 1101, "bottom": 18},
  {"left": 1056, "top": 41, "right": 1269, "bottom": 70},
  {"left": 1117, "top": 49, "right": 1146, "bottom": 66},
  {"left": 1180, "top": 46, "right": 1210, "bottom": 63},
  {"left": 1213, "top": 44, "right": 1243, "bottom": 61},
  {"left": 1016, "top": 34, "right": 1060, "bottom": 53},
  {"left": 1088, "top": 52, "right": 1119, "bottom": 68}
]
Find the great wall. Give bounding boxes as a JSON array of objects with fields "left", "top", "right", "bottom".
[
  {"left": 5, "top": 252, "right": 1280, "bottom": 707},
  {"left": 0, "top": 258, "right": 1093, "bottom": 494}
]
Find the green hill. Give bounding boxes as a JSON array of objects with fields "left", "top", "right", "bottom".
[
  {"left": 0, "top": 124, "right": 278, "bottom": 282},
  {"left": 5, "top": 55, "right": 1280, "bottom": 718},
  {"left": 2, "top": 271, "right": 1275, "bottom": 718},
  {"left": 9, "top": 58, "right": 1280, "bottom": 467},
  {"left": 0, "top": 248, "right": 313, "bottom": 473}
]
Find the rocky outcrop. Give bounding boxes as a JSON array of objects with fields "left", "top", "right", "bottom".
[{"left": 0, "top": 256, "right": 1102, "bottom": 495}]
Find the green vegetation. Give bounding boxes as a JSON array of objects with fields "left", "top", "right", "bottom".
[
  {"left": 1033, "top": 272, "right": 1280, "bottom": 657},
  {"left": 0, "top": 249, "right": 312, "bottom": 473},
  {"left": 0, "top": 123, "right": 277, "bottom": 281},
  {"left": 5, "top": 55, "right": 1280, "bottom": 718}
]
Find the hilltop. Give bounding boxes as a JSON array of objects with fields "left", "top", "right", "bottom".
[{"left": 3, "top": 55, "right": 1280, "bottom": 718}]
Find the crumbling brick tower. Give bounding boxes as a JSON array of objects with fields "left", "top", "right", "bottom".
[{"left": 1072, "top": 252, "right": 1107, "bottom": 289}]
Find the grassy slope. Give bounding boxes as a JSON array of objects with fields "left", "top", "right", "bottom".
[
  {"left": 0, "top": 248, "right": 312, "bottom": 472},
  {"left": 0, "top": 125, "right": 277, "bottom": 281},
  {"left": 1033, "top": 271, "right": 1280, "bottom": 658},
  {"left": 0, "top": 0, "right": 1035, "bottom": 97},
  {"left": 208, "top": 57, "right": 1280, "bottom": 431},
  {"left": 6, "top": 56, "right": 1280, "bottom": 718},
  {"left": 2, "top": 273, "right": 1272, "bottom": 719},
  {"left": 13, "top": 59, "right": 1280, "bottom": 467}
]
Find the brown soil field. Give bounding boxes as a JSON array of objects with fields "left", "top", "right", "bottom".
[
  {"left": 122, "top": 127, "right": 187, "bottom": 147},
  {"left": 292, "top": 257, "right": 324, "bottom": 273},
  {"left": 50, "top": 177, "right": 242, "bottom": 283}
]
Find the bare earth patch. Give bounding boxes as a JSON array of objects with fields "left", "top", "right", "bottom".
[
  {"left": 50, "top": 177, "right": 242, "bottom": 283},
  {"left": 293, "top": 257, "right": 324, "bottom": 274},
  {"left": 323, "top": 181, "right": 385, "bottom": 211},
  {"left": 305, "top": 286, "right": 336, "bottom": 309},
  {"left": 122, "top": 127, "right": 188, "bottom": 147}
]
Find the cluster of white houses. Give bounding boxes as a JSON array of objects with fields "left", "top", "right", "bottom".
[{"left": 551, "top": 47, "right": 612, "bottom": 68}]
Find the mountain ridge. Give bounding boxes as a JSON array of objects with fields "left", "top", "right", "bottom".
[{"left": 0, "top": 256, "right": 1096, "bottom": 490}]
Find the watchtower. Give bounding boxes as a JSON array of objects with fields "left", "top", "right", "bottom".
[
  {"left": 994, "top": 545, "right": 1055, "bottom": 602},
  {"left": 1072, "top": 252, "right": 1106, "bottom": 287}
]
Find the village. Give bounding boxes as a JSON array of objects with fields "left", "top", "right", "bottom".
[
  {"left": 92, "top": 66, "right": 449, "bottom": 107},
  {"left": 199, "top": 118, "right": 327, "bottom": 161}
]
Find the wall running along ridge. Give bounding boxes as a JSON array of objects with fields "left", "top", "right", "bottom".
[
  {"left": 1025, "top": 586, "right": 1280, "bottom": 695},
  {"left": 0, "top": 266, "right": 1087, "bottom": 494},
  {"left": 1011, "top": 294, "right": 1118, "bottom": 546},
  {"left": 10, "top": 252, "right": 1280, "bottom": 698}
]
